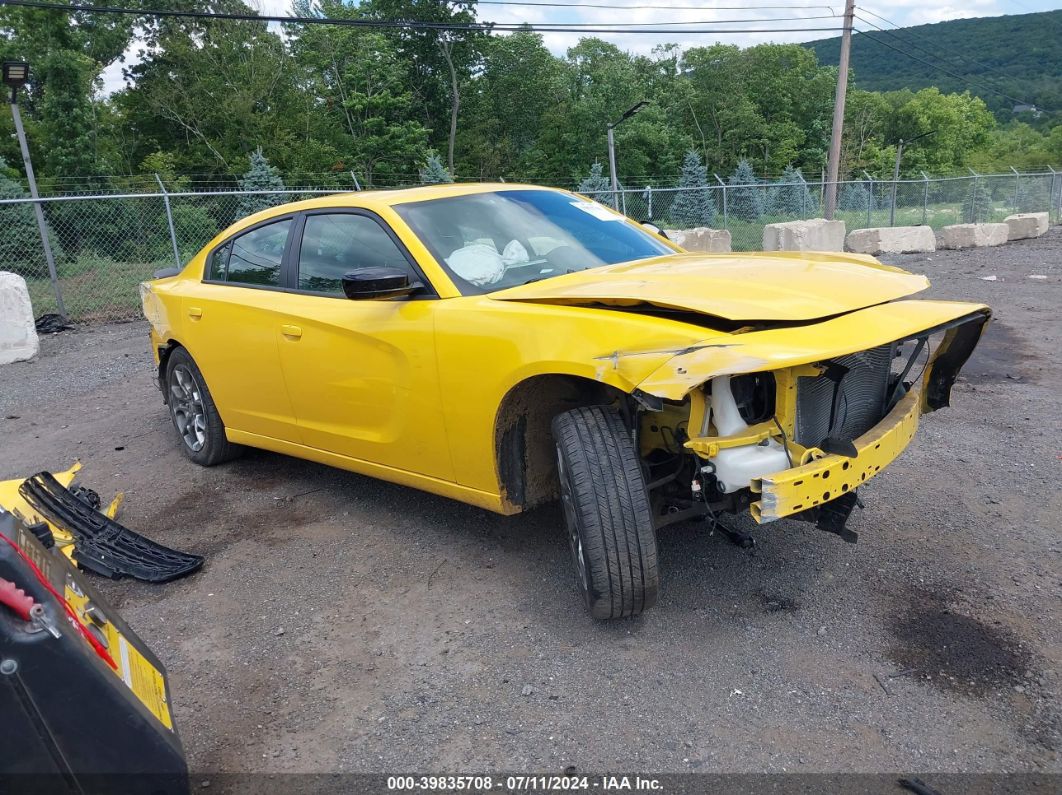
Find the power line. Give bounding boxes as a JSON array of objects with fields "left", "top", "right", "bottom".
[
  {"left": 490, "top": 15, "right": 843, "bottom": 28},
  {"left": 852, "top": 22, "right": 1043, "bottom": 110},
  {"left": 0, "top": 1, "right": 845, "bottom": 33},
  {"left": 478, "top": 1, "right": 835, "bottom": 8}
]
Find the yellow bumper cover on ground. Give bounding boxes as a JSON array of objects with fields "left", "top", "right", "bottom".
[{"left": 751, "top": 388, "right": 921, "bottom": 523}]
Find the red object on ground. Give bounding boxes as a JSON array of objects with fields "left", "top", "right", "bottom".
[
  {"left": 0, "top": 533, "right": 117, "bottom": 670},
  {"left": 0, "top": 576, "right": 35, "bottom": 621}
]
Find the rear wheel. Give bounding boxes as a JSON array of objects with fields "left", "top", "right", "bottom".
[
  {"left": 552, "top": 406, "right": 659, "bottom": 619},
  {"left": 164, "top": 347, "right": 243, "bottom": 466}
]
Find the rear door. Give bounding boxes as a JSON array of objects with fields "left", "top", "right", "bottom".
[
  {"left": 179, "top": 216, "right": 299, "bottom": 441},
  {"left": 273, "top": 209, "right": 454, "bottom": 481}
]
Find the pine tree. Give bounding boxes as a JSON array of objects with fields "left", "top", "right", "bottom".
[
  {"left": 962, "top": 179, "right": 993, "bottom": 223},
  {"left": 728, "top": 159, "right": 764, "bottom": 221},
  {"left": 772, "top": 165, "right": 817, "bottom": 217},
  {"left": 238, "top": 148, "right": 286, "bottom": 216},
  {"left": 0, "top": 161, "right": 55, "bottom": 278},
  {"left": 838, "top": 182, "right": 870, "bottom": 212},
  {"left": 670, "top": 150, "right": 716, "bottom": 228},
  {"left": 577, "top": 161, "right": 613, "bottom": 204},
  {"left": 420, "top": 151, "right": 454, "bottom": 184}
]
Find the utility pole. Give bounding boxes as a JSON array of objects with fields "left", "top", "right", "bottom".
[
  {"left": 607, "top": 126, "right": 619, "bottom": 209},
  {"left": 824, "top": 0, "right": 855, "bottom": 220}
]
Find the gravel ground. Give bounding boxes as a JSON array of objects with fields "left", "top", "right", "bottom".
[{"left": 1, "top": 230, "right": 1059, "bottom": 778}]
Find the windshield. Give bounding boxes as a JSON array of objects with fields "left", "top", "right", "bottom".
[{"left": 394, "top": 189, "right": 674, "bottom": 294}]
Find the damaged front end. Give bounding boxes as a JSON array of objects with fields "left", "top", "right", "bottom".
[{"left": 632, "top": 300, "right": 990, "bottom": 541}]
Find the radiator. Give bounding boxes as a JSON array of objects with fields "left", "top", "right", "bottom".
[{"left": 794, "top": 344, "right": 894, "bottom": 448}]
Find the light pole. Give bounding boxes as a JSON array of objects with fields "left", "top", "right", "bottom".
[
  {"left": 607, "top": 100, "right": 649, "bottom": 210},
  {"left": 4, "top": 61, "right": 65, "bottom": 318}
]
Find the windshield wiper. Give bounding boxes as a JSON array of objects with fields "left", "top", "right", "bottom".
[{"left": 521, "top": 268, "right": 576, "bottom": 285}]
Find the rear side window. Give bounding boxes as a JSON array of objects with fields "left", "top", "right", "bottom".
[
  {"left": 223, "top": 219, "right": 292, "bottom": 286},
  {"left": 297, "top": 213, "right": 414, "bottom": 294},
  {"left": 207, "top": 241, "right": 232, "bottom": 280}
]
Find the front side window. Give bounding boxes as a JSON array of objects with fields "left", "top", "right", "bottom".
[
  {"left": 297, "top": 213, "right": 414, "bottom": 294},
  {"left": 393, "top": 189, "right": 672, "bottom": 295},
  {"left": 224, "top": 219, "right": 292, "bottom": 286}
]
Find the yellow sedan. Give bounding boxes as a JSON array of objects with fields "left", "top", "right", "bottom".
[{"left": 141, "top": 184, "right": 989, "bottom": 619}]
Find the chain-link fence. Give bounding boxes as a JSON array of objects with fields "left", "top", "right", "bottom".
[
  {"left": 3, "top": 170, "right": 1060, "bottom": 323},
  {"left": 595, "top": 170, "right": 1062, "bottom": 252}
]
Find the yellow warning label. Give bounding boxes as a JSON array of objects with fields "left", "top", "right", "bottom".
[{"left": 64, "top": 583, "right": 174, "bottom": 730}]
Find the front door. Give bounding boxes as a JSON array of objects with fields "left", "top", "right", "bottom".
[{"left": 274, "top": 210, "right": 454, "bottom": 481}]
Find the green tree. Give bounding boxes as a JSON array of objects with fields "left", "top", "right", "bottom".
[
  {"left": 0, "top": 161, "right": 50, "bottom": 277},
  {"left": 287, "top": 1, "right": 429, "bottom": 186},
  {"left": 120, "top": 5, "right": 299, "bottom": 176},
  {"left": 771, "top": 165, "right": 817, "bottom": 217},
  {"left": 838, "top": 181, "right": 870, "bottom": 212},
  {"left": 420, "top": 151, "right": 454, "bottom": 184},
  {"left": 670, "top": 150, "right": 715, "bottom": 227},
  {"left": 728, "top": 159, "right": 764, "bottom": 221},
  {"left": 577, "top": 161, "right": 613, "bottom": 203},
  {"left": 361, "top": 0, "right": 486, "bottom": 175},
  {"left": 238, "top": 149, "right": 285, "bottom": 216},
  {"left": 459, "top": 27, "right": 566, "bottom": 179}
]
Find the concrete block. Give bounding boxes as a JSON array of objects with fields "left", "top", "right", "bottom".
[
  {"left": 940, "top": 223, "right": 1010, "bottom": 249},
  {"left": 665, "top": 227, "right": 732, "bottom": 253},
  {"left": 845, "top": 225, "right": 936, "bottom": 255},
  {"left": 762, "top": 218, "right": 845, "bottom": 252},
  {"left": 1004, "top": 212, "right": 1049, "bottom": 240},
  {"left": 0, "top": 272, "right": 39, "bottom": 365}
]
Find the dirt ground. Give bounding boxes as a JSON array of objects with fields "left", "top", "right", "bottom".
[{"left": 1, "top": 230, "right": 1060, "bottom": 778}]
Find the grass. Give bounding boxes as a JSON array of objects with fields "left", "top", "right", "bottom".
[{"left": 25, "top": 253, "right": 169, "bottom": 323}]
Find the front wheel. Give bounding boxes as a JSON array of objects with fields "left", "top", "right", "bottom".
[
  {"left": 164, "top": 347, "right": 243, "bottom": 466},
  {"left": 552, "top": 406, "right": 659, "bottom": 619}
]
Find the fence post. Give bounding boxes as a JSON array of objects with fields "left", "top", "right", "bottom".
[
  {"left": 798, "top": 173, "right": 807, "bottom": 217},
  {"left": 10, "top": 100, "right": 66, "bottom": 317},
  {"left": 967, "top": 168, "right": 981, "bottom": 221},
  {"left": 863, "top": 171, "right": 873, "bottom": 227},
  {"left": 1010, "top": 166, "right": 1020, "bottom": 211},
  {"left": 920, "top": 171, "right": 929, "bottom": 226},
  {"left": 714, "top": 174, "right": 727, "bottom": 229},
  {"left": 154, "top": 174, "right": 182, "bottom": 271},
  {"left": 350, "top": 171, "right": 362, "bottom": 191},
  {"left": 621, "top": 189, "right": 627, "bottom": 216},
  {"left": 1050, "top": 166, "right": 1059, "bottom": 222}
]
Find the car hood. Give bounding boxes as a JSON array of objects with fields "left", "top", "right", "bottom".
[{"left": 489, "top": 252, "right": 929, "bottom": 322}]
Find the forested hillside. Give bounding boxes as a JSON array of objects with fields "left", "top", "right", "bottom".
[
  {"left": 807, "top": 10, "right": 1062, "bottom": 127},
  {"left": 0, "top": 0, "right": 1059, "bottom": 192}
]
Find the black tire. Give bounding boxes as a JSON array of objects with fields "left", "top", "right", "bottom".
[
  {"left": 552, "top": 406, "right": 659, "bottom": 619},
  {"left": 164, "top": 347, "right": 243, "bottom": 466}
]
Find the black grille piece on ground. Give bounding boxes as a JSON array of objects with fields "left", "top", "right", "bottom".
[
  {"left": 794, "top": 344, "right": 894, "bottom": 448},
  {"left": 18, "top": 472, "right": 204, "bottom": 583}
]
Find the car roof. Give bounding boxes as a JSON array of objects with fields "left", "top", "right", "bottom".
[{"left": 247, "top": 182, "right": 559, "bottom": 220}]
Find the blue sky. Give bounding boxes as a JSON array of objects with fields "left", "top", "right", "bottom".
[{"left": 100, "top": 0, "right": 1062, "bottom": 94}]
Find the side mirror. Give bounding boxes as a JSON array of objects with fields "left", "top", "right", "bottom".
[{"left": 341, "top": 267, "right": 423, "bottom": 300}]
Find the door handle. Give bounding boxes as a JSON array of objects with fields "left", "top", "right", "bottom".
[
  {"left": 187, "top": 306, "right": 203, "bottom": 319},
  {"left": 281, "top": 324, "right": 303, "bottom": 339}
]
